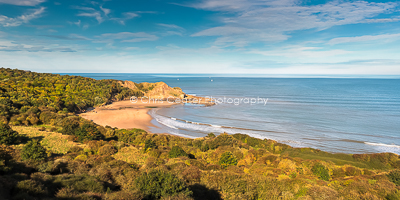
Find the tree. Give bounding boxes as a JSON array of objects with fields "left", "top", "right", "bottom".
[
  {"left": 21, "top": 139, "right": 47, "bottom": 161},
  {"left": 218, "top": 152, "right": 238, "bottom": 168},
  {"left": 168, "top": 146, "right": 188, "bottom": 158},
  {"left": 0, "top": 122, "right": 18, "bottom": 145}
]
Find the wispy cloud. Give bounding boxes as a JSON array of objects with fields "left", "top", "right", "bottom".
[
  {"left": 110, "top": 12, "right": 138, "bottom": 25},
  {"left": 0, "top": 0, "right": 45, "bottom": 6},
  {"left": 41, "top": 34, "right": 91, "bottom": 41},
  {"left": 187, "top": 0, "right": 399, "bottom": 47},
  {"left": 328, "top": 33, "right": 400, "bottom": 45},
  {"left": 95, "top": 32, "right": 159, "bottom": 43},
  {"left": 157, "top": 23, "right": 185, "bottom": 36},
  {"left": 67, "top": 20, "right": 81, "bottom": 27},
  {"left": 0, "top": 7, "right": 46, "bottom": 27},
  {"left": 251, "top": 46, "right": 351, "bottom": 58},
  {"left": 0, "top": 39, "right": 76, "bottom": 52},
  {"left": 364, "top": 18, "right": 400, "bottom": 23},
  {"left": 73, "top": 5, "right": 152, "bottom": 25},
  {"left": 74, "top": 6, "right": 104, "bottom": 23}
]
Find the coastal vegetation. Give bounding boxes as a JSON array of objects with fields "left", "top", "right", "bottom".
[{"left": 1, "top": 68, "right": 400, "bottom": 199}]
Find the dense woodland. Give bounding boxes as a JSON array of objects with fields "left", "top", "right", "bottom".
[{"left": 0, "top": 68, "right": 400, "bottom": 200}]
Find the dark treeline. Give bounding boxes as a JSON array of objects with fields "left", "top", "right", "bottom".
[{"left": 0, "top": 68, "right": 400, "bottom": 200}]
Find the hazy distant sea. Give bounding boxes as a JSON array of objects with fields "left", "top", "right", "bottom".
[{"left": 65, "top": 73, "right": 400, "bottom": 154}]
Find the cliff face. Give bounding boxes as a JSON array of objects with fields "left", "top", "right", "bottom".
[
  {"left": 142, "top": 82, "right": 185, "bottom": 99},
  {"left": 118, "top": 80, "right": 138, "bottom": 90},
  {"left": 118, "top": 81, "right": 185, "bottom": 99}
]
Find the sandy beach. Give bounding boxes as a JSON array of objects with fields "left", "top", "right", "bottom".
[{"left": 79, "top": 99, "right": 177, "bottom": 132}]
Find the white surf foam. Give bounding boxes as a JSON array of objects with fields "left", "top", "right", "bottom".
[
  {"left": 150, "top": 110, "right": 272, "bottom": 140},
  {"left": 365, "top": 142, "right": 400, "bottom": 154}
]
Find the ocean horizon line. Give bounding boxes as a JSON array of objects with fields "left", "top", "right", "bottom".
[{"left": 57, "top": 73, "right": 400, "bottom": 79}]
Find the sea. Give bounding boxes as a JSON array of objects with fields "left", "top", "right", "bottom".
[{"left": 65, "top": 73, "right": 400, "bottom": 154}]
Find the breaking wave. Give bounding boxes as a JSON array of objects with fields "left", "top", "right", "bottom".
[{"left": 365, "top": 142, "right": 400, "bottom": 154}]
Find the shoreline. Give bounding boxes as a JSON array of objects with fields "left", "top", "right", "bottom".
[
  {"left": 79, "top": 99, "right": 177, "bottom": 133},
  {"left": 79, "top": 96, "right": 214, "bottom": 133}
]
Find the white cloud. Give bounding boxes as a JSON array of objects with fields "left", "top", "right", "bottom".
[
  {"left": 100, "top": 6, "right": 111, "bottom": 16},
  {"left": 74, "top": 20, "right": 81, "bottom": 26},
  {"left": 328, "top": 33, "right": 400, "bottom": 45},
  {"left": 0, "top": 0, "right": 45, "bottom": 6},
  {"left": 187, "top": 0, "right": 399, "bottom": 47},
  {"left": 95, "top": 32, "right": 159, "bottom": 43},
  {"left": 0, "top": 7, "right": 45, "bottom": 27}
]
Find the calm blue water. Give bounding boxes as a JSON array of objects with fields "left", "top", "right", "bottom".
[{"left": 65, "top": 73, "right": 400, "bottom": 154}]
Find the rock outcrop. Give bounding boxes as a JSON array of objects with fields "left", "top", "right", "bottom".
[
  {"left": 118, "top": 81, "right": 185, "bottom": 99},
  {"left": 118, "top": 80, "right": 138, "bottom": 90}
]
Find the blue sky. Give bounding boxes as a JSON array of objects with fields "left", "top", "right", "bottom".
[{"left": 0, "top": 0, "right": 400, "bottom": 74}]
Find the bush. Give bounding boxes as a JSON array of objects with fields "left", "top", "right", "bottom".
[
  {"left": 218, "top": 152, "right": 238, "bottom": 168},
  {"left": 0, "top": 122, "right": 18, "bottom": 145},
  {"left": 21, "top": 139, "right": 47, "bottom": 161},
  {"left": 207, "top": 133, "right": 216, "bottom": 138},
  {"left": 181, "top": 166, "right": 201, "bottom": 183},
  {"left": 307, "top": 186, "right": 338, "bottom": 200},
  {"left": 98, "top": 144, "right": 117, "bottom": 156},
  {"left": 51, "top": 174, "right": 105, "bottom": 193},
  {"left": 386, "top": 190, "right": 400, "bottom": 200},
  {"left": 169, "top": 146, "right": 188, "bottom": 158},
  {"left": 105, "top": 190, "right": 144, "bottom": 200},
  {"left": 144, "top": 139, "right": 157, "bottom": 152},
  {"left": 60, "top": 117, "right": 80, "bottom": 135},
  {"left": 207, "top": 134, "right": 241, "bottom": 150},
  {"left": 345, "top": 166, "right": 362, "bottom": 176},
  {"left": 388, "top": 170, "right": 400, "bottom": 186},
  {"left": 135, "top": 169, "right": 192, "bottom": 199},
  {"left": 15, "top": 179, "right": 48, "bottom": 197},
  {"left": 312, "top": 163, "right": 330, "bottom": 181},
  {"left": 117, "top": 128, "right": 146, "bottom": 144},
  {"left": 38, "top": 161, "right": 64, "bottom": 174},
  {"left": 75, "top": 122, "right": 103, "bottom": 142}
]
